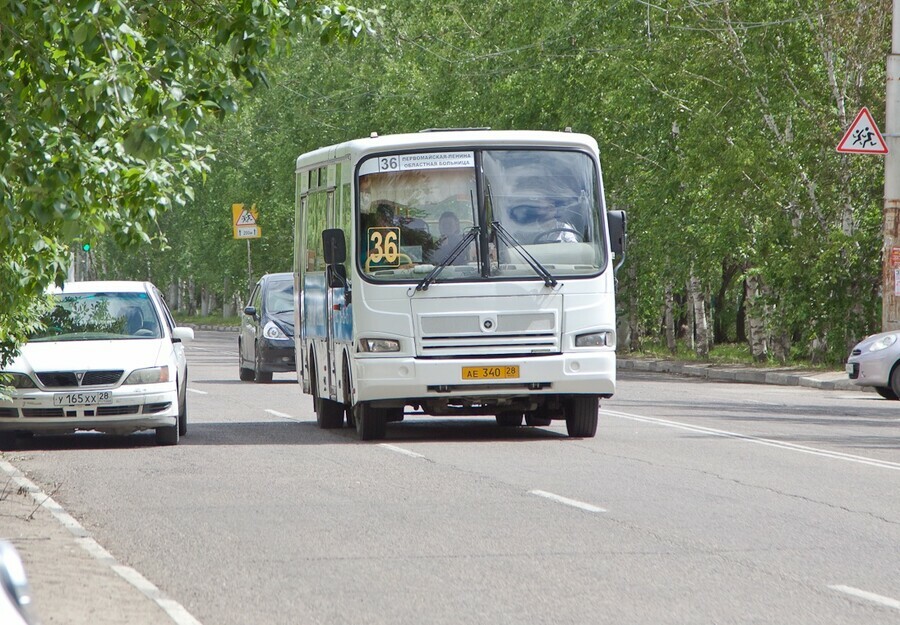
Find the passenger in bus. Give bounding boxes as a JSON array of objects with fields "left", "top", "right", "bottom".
[{"left": 430, "top": 211, "right": 467, "bottom": 265}]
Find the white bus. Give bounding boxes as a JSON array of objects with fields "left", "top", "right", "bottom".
[{"left": 293, "top": 129, "right": 625, "bottom": 440}]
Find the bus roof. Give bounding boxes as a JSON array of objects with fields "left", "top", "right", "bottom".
[{"left": 294, "top": 129, "right": 599, "bottom": 172}]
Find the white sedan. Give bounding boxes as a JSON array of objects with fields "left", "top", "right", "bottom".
[
  {"left": 0, "top": 281, "right": 193, "bottom": 446},
  {"left": 846, "top": 330, "right": 900, "bottom": 399}
]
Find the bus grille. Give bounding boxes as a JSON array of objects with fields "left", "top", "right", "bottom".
[{"left": 419, "top": 311, "right": 559, "bottom": 357}]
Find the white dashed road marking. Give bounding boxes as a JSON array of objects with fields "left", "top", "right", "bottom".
[
  {"left": 379, "top": 443, "right": 426, "bottom": 459},
  {"left": 829, "top": 585, "right": 900, "bottom": 611},
  {"left": 530, "top": 490, "right": 606, "bottom": 513},
  {"left": 265, "top": 408, "right": 301, "bottom": 422},
  {"left": 602, "top": 409, "right": 900, "bottom": 472},
  {"left": 186, "top": 388, "right": 207, "bottom": 395}
]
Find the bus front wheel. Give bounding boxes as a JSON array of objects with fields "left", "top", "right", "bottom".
[
  {"left": 565, "top": 396, "right": 599, "bottom": 438},
  {"left": 354, "top": 402, "right": 387, "bottom": 440}
]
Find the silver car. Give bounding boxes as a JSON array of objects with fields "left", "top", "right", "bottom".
[{"left": 846, "top": 330, "right": 900, "bottom": 399}]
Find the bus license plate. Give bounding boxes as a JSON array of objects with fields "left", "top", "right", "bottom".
[
  {"left": 461, "top": 366, "right": 520, "bottom": 380},
  {"left": 53, "top": 391, "right": 112, "bottom": 406}
]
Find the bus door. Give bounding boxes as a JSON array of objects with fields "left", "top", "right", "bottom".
[{"left": 324, "top": 189, "right": 338, "bottom": 401}]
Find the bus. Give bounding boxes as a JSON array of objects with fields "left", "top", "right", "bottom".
[{"left": 293, "top": 129, "right": 625, "bottom": 440}]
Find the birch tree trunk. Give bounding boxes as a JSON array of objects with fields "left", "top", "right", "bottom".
[
  {"left": 664, "top": 283, "right": 676, "bottom": 354},
  {"left": 745, "top": 273, "right": 768, "bottom": 362},
  {"left": 689, "top": 271, "right": 709, "bottom": 357}
]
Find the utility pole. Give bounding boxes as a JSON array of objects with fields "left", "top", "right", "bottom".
[{"left": 883, "top": 0, "right": 900, "bottom": 330}]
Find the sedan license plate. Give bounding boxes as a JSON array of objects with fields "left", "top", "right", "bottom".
[
  {"left": 461, "top": 365, "right": 520, "bottom": 380},
  {"left": 53, "top": 391, "right": 112, "bottom": 406}
]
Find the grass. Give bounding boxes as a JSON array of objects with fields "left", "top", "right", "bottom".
[{"left": 626, "top": 339, "right": 835, "bottom": 371}]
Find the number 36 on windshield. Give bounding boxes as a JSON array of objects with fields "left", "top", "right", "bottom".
[{"left": 367, "top": 227, "right": 401, "bottom": 268}]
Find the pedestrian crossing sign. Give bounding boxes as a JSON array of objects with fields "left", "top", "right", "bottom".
[
  {"left": 232, "top": 203, "right": 262, "bottom": 239},
  {"left": 836, "top": 107, "right": 888, "bottom": 154}
]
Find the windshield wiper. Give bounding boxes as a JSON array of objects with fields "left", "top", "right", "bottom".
[
  {"left": 413, "top": 226, "right": 480, "bottom": 293},
  {"left": 491, "top": 221, "right": 558, "bottom": 287}
]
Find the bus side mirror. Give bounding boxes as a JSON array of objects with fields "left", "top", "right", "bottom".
[
  {"left": 322, "top": 229, "right": 347, "bottom": 265},
  {"left": 607, "top": 210, "right": 626, "bottom": 274},
  {"left": 327, "top": 264, "right": 348, "bottom": 289}
]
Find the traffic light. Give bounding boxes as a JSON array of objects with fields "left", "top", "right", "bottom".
[{"left": 81, "top": 243, "right": 91, "bottom": 252}]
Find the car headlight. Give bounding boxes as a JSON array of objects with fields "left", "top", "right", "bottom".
[
  {"left": 359, "top": 338, "right": 400, "bottom": 353},
  {"left": 123, "top": 366, "right": 170, "bottom": 384},
  {"left": 869, "top": 334, "right": 898, "bottom": 352},
  {"left": 0, "top": 373, "right": 36, "bottom": 389},
  {"left": 575, "top": 331, "right": 613, "bottom": 347},
  {"left": 263, "top": 321, "right": 289, "bottom": 340}
]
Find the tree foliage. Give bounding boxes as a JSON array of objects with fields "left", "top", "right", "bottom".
[
  {"left": 21, "top": 0, "right": 890, "bottom": 366},
  {"left": 0, "top": 0, "right": 378, "bottom": 367}
]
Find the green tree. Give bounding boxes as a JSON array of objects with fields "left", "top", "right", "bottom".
[{"left": 0, "top": 0, "right": 378, "bottom": 367}]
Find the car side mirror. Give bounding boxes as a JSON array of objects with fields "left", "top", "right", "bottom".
[
  {"left": 172, "top": 327, "right": 194, "bottom": 343},
  {"left": 243, "top": 305, "right": 257, "bottom": 319},
  {"left": 322, "top": 228, "right": 347, "bottom": 265}
]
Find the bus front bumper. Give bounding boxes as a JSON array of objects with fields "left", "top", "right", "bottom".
[{"left": 353, "top": 352, "right": 616, "bottom": 402}]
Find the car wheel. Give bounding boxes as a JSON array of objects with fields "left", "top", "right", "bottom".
[
  {"left": 889, "top": 365, "right": 900, "bottom": 399},
  {"left": 875, "top": 386, "right": 899, "bottom": 400},
  {"left": 253, "top": 347, "right": 273, "bottom": 383},
  {"left": 496, "top": 413, "right": 523, "bottom": 427},
  {"left": 238, "top": 340, "right": 254, "bottom": 381},
  {"left": 155, "top": 423, "right": 179, "bottom": 446},
  {"left": 178, "top": 384, "right": 188, "bottom": 436},
  {"left": 565, "top": 396, "right": 599, "bottom": 438},
  {"left": 354, "top": 402, "right": 386, "bottom": 440}
]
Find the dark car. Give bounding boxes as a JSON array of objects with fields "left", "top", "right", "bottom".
[{"left": 239, "top": 272, "right": 296, "bottom": 383}]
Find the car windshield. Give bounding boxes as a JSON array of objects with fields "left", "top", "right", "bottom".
[
  {"left": 28, "top": 292, "right": 162, "bottom": 342},
  {"left": 265, "top": 280, "right": 294, "bottom": 314},
  {"left": 356, "top": 149, "right": 605, "bottom": 283}
]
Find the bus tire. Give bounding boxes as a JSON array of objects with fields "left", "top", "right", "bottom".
[
  {"left": 496, "top": 412, "right": 523, "bottom": 427},
  {"left": 317, "top": 398, "right": 344, "bottom": 429},
  {"left": 525, "top": 414, "right": 552, "bottom": 427},
  {"left": 354, "top": 402, "right": 386, "bottom": 440},
  {"left": 565, "top": 396, "right": 599, "bottom": 438}
]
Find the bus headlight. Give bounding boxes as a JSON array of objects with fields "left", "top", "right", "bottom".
[
  {"left": 359, "top": 339, "right": 400, "bottom": 353},
  {"left": 575, "top": 332, "right": 612, "bottom": 347}
]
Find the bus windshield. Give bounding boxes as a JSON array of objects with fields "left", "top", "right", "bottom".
[{"left": 357, "top": 149, "right": 605, "bottom": 282}]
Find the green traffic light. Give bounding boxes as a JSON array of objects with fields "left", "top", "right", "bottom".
[{"left": 82, "top": 243, "right": 91, "bottom": 252}]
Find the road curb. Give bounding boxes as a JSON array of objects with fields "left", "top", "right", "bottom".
[{"left": 617, "top": 358, "right": 871, "bottom": 393}]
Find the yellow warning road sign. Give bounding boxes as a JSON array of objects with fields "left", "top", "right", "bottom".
[{"left": 232, "top": 203, "right": 262, "bottom": 239}]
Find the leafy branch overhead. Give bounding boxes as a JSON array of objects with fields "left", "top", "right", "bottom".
[{"left": 0, "top": 0, "right": 379, "bottom": 368}]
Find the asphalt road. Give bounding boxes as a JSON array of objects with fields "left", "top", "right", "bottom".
[{"left": 6, "top": 331, "right": 900, "bottom": 624}]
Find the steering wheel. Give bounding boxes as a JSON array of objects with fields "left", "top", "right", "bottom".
[{"left": 532, "top": 227, "right": 583, "bottom": 243}]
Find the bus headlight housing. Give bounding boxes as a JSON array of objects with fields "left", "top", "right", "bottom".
[
  {"left": 575, "top": 331, "right": 613, "bottom": 348},
  {"left": 359, "top": 338, "right": 400, "bottom": 353}
]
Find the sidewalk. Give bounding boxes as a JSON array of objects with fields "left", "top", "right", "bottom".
[
  {"left": 0, "top": 354, "right": 865, "bottom": 625},
  {"left": 617, "top": 357, "right": 865, "bottom": 392}
]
